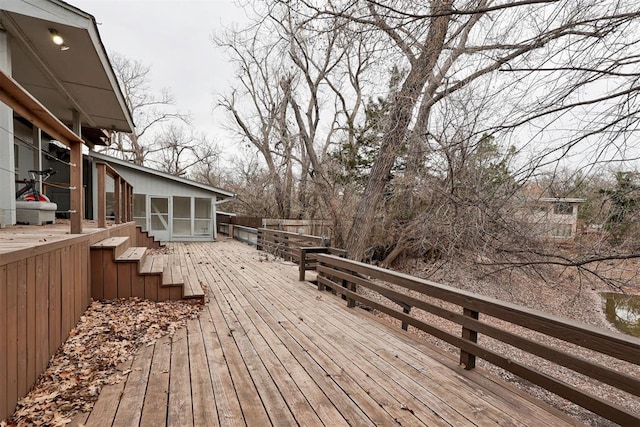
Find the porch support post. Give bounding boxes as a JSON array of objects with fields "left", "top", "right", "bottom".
[
  {"left": 33, "top": 127, "right": 42, "bottom": 193},
  {"left": 0, "top": 27, "right": 15, "bottom": 225},
  {"left": 70, "top": 110, "right": 83, "bottom": 234}
]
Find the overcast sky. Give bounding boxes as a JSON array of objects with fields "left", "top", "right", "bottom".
[{"left": 72, "top": 0, "right": 249, "bottom": 153}]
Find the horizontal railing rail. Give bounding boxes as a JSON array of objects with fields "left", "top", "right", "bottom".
[
  {"left": 257, "top": 228, "right": 332, "bottom": 263},
  {"left": 313, "top": 253, "right": 640, "bottom": 426}
]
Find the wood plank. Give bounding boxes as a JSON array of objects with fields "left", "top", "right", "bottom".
[
  {"left": 131, "top": 264, "right": 146, "bottom": 299},
  {"left": 144, "top": 275, "right": 159, "bottom": 302},
  {"left": 112, "top": 343, "right": 154, "bottom": 426},
  {"left": 169, "top": 285, "right": 183, "bottom": 301},
  {"left": 60, "top": 246, "right": 73, "bottom": 340},
  {"left": 187, "top": 319, "right": 219, "bottom": 426},
  {"left": 103, "top": 250, "right": 117, "bottom": 300},
  {"left": 90, "top": 249, "right": 103, "bottom": 300},
  {"left": 140, "top": 336, "right": 171, "bottom": 426},
  {"left": 73, "top": 243, "right": 83, "bottom": 325},
  {"left": 48, "top": 249, "right": 61, "bottom": 361},
  {"left": 67, "top": 411, "right": 89, "bottom": 427},
  {"left": 0, "top": 265, "right": 6, "bottom": 422},
  {"left": 81, "top": 240, "right": 89, "bottom": 313},
  {"left": 117, "top": 262, "right": 132, "bottom": 299},
  {"left": 26, "top": 256, "right": 37, "bottom": 393},
  {"left": 6, "top": 261, "right": 18, "bottom": 418},
  {"left": 35, "top": 253, "right": 49, "bottom": 374},
  {"left": 168, "top": 328, "right": 193, "bottom": 427},
  {"left": 198, "top": 304, "right": 246, "bottom": 427},
  {"left": 116, "top": 246, "right": 147, "bottom": 262},
  {"left": 16, "top": 258, "right": 28, "bottom": 400},
  {"left": 85, "top": 359, "right": 133, "bottom": 427},
  {"left": 204, "top": 298, "right": 272, "bottom": 425}
]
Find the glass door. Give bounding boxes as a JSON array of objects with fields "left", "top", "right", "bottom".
[{"left": 149, "top": 196, "right": 170, "bottom": 241}]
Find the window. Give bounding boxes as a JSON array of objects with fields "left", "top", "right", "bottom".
[
  {"left": 554, "top": 203, "right": 573, "bottom": 215},
  {"left": 194, "top": 198, "right": 211, "bottom": 236},
  {"left": 550, "top": 223, "right": 573, "bottom": 238},
  {"left": 133, "top": 194, "right": 146, "bottom": 229},
  {"left": 173, "top": 196, "right": 191, "bottom": 236},
  {"left": 106, "top": 192, "right": 115, "bottom": 220}
]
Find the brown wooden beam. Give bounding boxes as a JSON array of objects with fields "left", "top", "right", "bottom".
[{"left": 0, "top": 71, "right": 82, "bottom": 146}]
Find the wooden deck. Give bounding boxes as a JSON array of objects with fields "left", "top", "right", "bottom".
[{"left": 78, "top": 240, "right": 581, "bottom": 426}]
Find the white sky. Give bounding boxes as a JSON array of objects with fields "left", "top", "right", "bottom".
[{"left": 72, "top": 0, "right": 248, "bottom": 154}]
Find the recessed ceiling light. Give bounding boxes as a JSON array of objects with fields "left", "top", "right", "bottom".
[{"left": 49, "top": 28, "right": 64, "bottom": 46}]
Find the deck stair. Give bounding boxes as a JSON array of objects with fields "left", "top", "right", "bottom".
[
  {"left": 135, "top": 225, "right": 163, "bottom": 248},
  {"left": 90, "top": 235, "right": 203, "bottom": 303}
]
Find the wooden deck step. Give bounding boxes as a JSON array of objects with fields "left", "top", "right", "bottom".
[
  {"left": 182, "top": 275, "right": 204, "bottom": 299},
  {"left": 140, "top": 255, "right": 164, "bottom": 275},
  {"left": 90, "top": 236, "right": 130, "bottom": 259},
  {"left": 162, "top": 265, "right": 184, "bottom": 286},
  {"left": 116, "top": 247, "right": 147, "bottom": 264}
]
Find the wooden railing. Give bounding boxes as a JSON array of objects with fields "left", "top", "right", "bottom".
[
  {"left": 312, "top": 253, "right": 640, "bottom": 425},
  {"left": 257, "top": 228, "right": 331, "bottom": 263},
  {"left": 299, "top": 246, "right": 348, "bottom": 281},
  {"left": 220, "top": 223, "right": 259, "bottom": 246},
  {"left": 96, "top": 162, "right": 133, "bottom": 228}
]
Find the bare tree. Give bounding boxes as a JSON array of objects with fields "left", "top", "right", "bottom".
[
  {"left": 100, "top": 53, "right": 188, "bottom": 165},
  {"left": 271, "top": 0, "right": 640, "bottom": 260},
  {"left": 146, "top": 124, "right": 220, "bottom": 178},
  {"left": 216, "top": 2, "right": 375, "bottom": 243}
]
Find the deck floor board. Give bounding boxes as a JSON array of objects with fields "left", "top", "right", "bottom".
[{"left": 85, "top": 240, "right": 582, "bottom": 427}]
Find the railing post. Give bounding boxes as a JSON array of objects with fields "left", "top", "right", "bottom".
[
  {"left": 299, "top": 248, "right": 307, "bottom": 281},
  {"left": 401, "top": 305, "right": 411, "bottom": 331},
  {"left": 282, "top": 234, "right": 288, "bottom": 260},
  {"left": 346, "top": 281, "right": 356, "bottom": 308},
  {"left": 256, "top": 229, "right": 263, "bottom": 250},
  {"left": 460, "top": 308, "right": 479, "bottom": 370},
  {"left": 69, "top": 141, "right": 83, "bottom": 234},
  {"left": 114, "top": 176, "right": 121, "bottom": 224}
]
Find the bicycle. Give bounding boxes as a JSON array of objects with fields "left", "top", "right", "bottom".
[{"left": 15, "top": 168, "right": 57, "bottom": 202}]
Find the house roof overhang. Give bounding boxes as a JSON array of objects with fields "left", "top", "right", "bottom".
[
  {"left": 89, "top": 151, "right": 236, "bottom": 199},
  {"left": 1, "top": 0, "right": 134, "bottom": 145}
]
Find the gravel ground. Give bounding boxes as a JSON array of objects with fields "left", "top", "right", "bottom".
[{"left": 363, "top": 257, "right": 640, "bottom": 426}]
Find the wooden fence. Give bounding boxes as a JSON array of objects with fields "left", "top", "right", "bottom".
[{"left": 312, "top": 253, "right": 640, "bottom": 426}]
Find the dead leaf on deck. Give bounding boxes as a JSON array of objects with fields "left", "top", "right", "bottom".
[{"left": 4, "top": 298, "right": 202, "bottom": 426}]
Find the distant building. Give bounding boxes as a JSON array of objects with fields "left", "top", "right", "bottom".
[{"left": 527, "top": 197, "right": 585, "bottom": 239}]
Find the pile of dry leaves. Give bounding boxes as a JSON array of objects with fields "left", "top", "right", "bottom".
[{"left": 1, "top": 298, "right": 201, "bottom": 427}]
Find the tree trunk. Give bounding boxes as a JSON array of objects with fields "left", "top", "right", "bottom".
[{"left": 345, "top": 3, "right": 452, "bottom": 260}]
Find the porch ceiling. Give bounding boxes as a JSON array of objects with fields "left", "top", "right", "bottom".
[{"left": 1, "top": 2, "right": 133, "bottom": 142}]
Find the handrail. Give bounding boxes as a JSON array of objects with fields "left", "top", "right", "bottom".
[
  {"left": 256, "top": 228, "right": 330, "bottom": 262},
  {"left": 313, "top": 253, "right": 640, "bottom": 426},
  {"left": 95, "top": 161, "right": 134, "bottom": 228}
]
